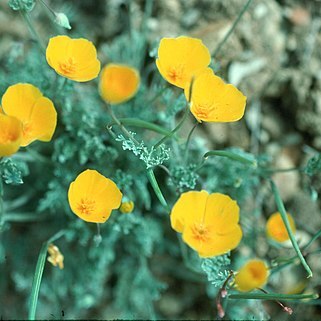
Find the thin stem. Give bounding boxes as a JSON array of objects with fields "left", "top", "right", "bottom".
[
  {"left": 262, "top": 167, "right": 303, "bottom": 174},
  {"left": 105, "top": 103, "right": 139, "bottom": 145},
  {"left": 28, "top": 230, "right": 66, "bottom": 320},
  {"left": 270, "top": 180, "right": 313, "bottom": 278},
  {"left": 20, "top": 10, "right": 46, "bottom": 53},
  {"left": 154, "top": 106, "right": 189, "bottom": 148},
  {"left": 303, "top": 229, "right": 321, "bottom": 251},
  {"left": 94, "top": 223, "right": 102, "bottom": 247},
  {"left": 109, "top": 118, "right": 172, "bottom": 136},
  {"left": 258, "top": 288, "right": 293, "bottom": 315},
  {"left": 228, "top": 292, "right": 318, "bottom": 301},
  {"left": 183, "top": 121, "right": 199, "bottom": 164},
  {"left": 38, "top": 0, "right": 56, "bottom": 16},
  {"left": 0, "top": 164, "right": 4, "bottom": 229},
  {"left": 146, "top": 169, "right": 169, "bottom": 212},
  {"left": 212, "top": 0, "right": 253, "bottom": 58},
  {"left": 146, "top": 86, "right": 168, "bottom": 106}
]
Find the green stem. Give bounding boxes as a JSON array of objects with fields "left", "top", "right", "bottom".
[
  {"left": 154, "top": 106, "right": 189, "bottom": 148},
  {"left": 270, "top": 180, "right": 313, "bottom": 278},
  {"left": 28, "top": 230, "right": 66, "bottom": 320},
  {"left": 228, "top": 292, "right": 318, "bottom": 301},
  {"left": 212, "top": 0, "right": 253, "bottom": 58},
  {"left": 0, "top": 164, "right": 4, "bottom": 229},
  {"left": 262, "top": 167, "right": 303, "bottom": 174},
  {"left": 303, "top": 229, "right": 321, "bottom": 251},
  {"left": 20, "top": 10, "right": 46, "bottom": 53},
  {"left": 183, "top": 121, "right": 199, "bottom": 164},
  {"left": 105, "top": 103, "right": 139, "bottom": 145},
  {"left": 110, "top": 118, "right": 172, "bottom": 136},
  {"left": 146, "top": 169, "right": 169, "bottom": 212},
  {"left": 4, "top": 212, "right": 49, "bottom": 223},
  {"left": 196, "top": 150, "right": 257, "bottom": 171}
]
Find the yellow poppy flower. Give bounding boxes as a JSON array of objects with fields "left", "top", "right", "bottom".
[
  {"left": 156, "top": 36, "right": 211, "bottom": 89},
  {"left": 0, "top": 113, "right": 23, "bottom": 157},
  {"left": 170, "top": 190, "right": 242, "bottom": 258},
  {"left": 119, "top": 200, "right": 134, "bottom": 214},
  {"left": 1, "top": 83, "right": 57, "bottom": 147},
  {"left": 184, "top": 68, "right": 247, "bottom": 122},
  {"left": 234, "top": 259, "right": 269, "bottom": 292},
  {"left": 46, "top": 35, "right": 101, "bottom": 82},
  {"left": 266, "top": 212, "right": 296, "bottom": 243},
  {"left": 99, "top": 64, "right": 140, "bottom": 104},
  {"left": 68, "top": 169, "right": 122, "bottom": 223}
]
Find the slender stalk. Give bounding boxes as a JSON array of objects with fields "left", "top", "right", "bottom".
[
  {"left": 258, "top": 288, "right": 293, "bottom": 315},
  {"left": 20, "top": 10, "right": 46, "bottom": 53},
  {"left": 212, "top": 0, "right": 253, "bottom": 58},
  {"left": 154, "top": 106, "right": 189, "bottom": 148},
  {"left": 303, "top": 229, "right": 321, "bottom": 251},
  {"left": 105, "top": 103, "right": 139, "bottom": 145},
  {"left": 110, "top": 118, "right": 172, "bottom": 136},
  {"left": 146, "top": 169, "right": 169, "bottom": 212},
  {"left": 196, "top": 150, "right": 257, "bottom": 172},
  {"left": 183, "top": 121, "right": 199, "bottom": 164},
  {"left": 262, "top": 167, "right": 303, "bottom": 174},
  {"left": 270, "top": 180, "right": 313, "bottom": 278},
  {"left": 0, "top": 166, "right": 4, "bottom": 229},
  {"left": 28, "top": 230, "right": 66, "bottom": 320},
  {"left": 228, "top": 292, "right": 318, "bottom": 301},
  {"left": 146, "top": 86, "right": 168, "bottom": 106}
]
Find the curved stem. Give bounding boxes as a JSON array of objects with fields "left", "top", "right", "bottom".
[
  {"left": 270, "top": 180, "right": 313, "bottom": 278},
  {"left": 28, "top": 230, "right": 66, "bottom": 320},
  {"left": 183, "top": 121, "right": 199, "bottom": 164},
  {"left": 212, "top": 0, "right": 253, "bottom": 58},
  {"left": 154, "top": 106, "right": 189, "bottom": 148}
]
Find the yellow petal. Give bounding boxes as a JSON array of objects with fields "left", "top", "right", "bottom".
[
  {"left": 2, "top": 83, "right": 57, "bottom": 147},
  {"left": 183, "top": 224, "right": 242, "bottom": 258},
  {"left": 185, "top": 68, "right": 247, "bottom": 122},
  {"left": 0, "top": 114, "right": 23, "bottom": 157},
  {"left": 99, "top": 64, "right": 140, "bottom": 104},
  {"left": 20, "top": 97, "right": 57, "bottom": 146},
  {"left": 68, "top": 169, "right": 122, "bottom": 223},
  {"left": 2, "top": 83, "right": 42, "bottom": 121},
  {"left": 156, "top": 36, "right": 211, "bottom": 88},
  {"left": 234, "top": 259, "right": 269, "bottom": 292},
  {"left": 266, "top": 212, "right": 296, "bottom": 242},
  {"left": 170, "top": 190, "right": 208, "bottom": 233},
  {"left": 46, "top": 35, "right": 101, "bottom": 82},
  {"left": 203, "top": 193, "right": 240, "bottom": 233}
]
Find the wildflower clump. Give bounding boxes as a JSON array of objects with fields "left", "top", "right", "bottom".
[
  {"left": 266, "top": 212, "right": 296, "bottom": 242},
  {"left": 1, "top": 83, "right": 57, "bottom": 146},
  {"left": 234, "top": 259, "right": 269, "bottom": 292},
  {"left": 170, "top": 190, "right": 242, "bottom": 257},
  {"left": 0, "top": 113, "right": 22, "bottom": 157},
  {"left": 68, "top": 169, "right": 122, "bottom": 223},
  {"left": 155, "top": 36, "right": 247, "bottom": 123},
  {"left": 99, "top": 64, "right": 140, "bottom": 104},
  {"left": 46, "top": 35, "right": 101, "bottom": 82}
]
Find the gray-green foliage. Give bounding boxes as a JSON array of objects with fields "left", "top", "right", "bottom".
[
  {"left": 305, "top": 153, "right": 321, "bottom": 176},
  {"left": 201, "top": 254, "right": 231, "bottom": 288},
  {"left": 8, "top": 0, "right": 35, "bottom": 12}
]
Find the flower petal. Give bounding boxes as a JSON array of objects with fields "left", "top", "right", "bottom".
[
  {"left": 0, "top": 114, "right": 22, "bottom": 157},
  {"left": 170, "top": 190, "right": 208, "bottom": 233},
  {"left": 2, "top": 83, "right": 42, "bottom": 122}
]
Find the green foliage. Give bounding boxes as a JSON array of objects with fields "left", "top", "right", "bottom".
[
  {"left": 305, "top": 153, "right": 321, "bottom": 176},
  {"left": 8, "top": 0, "right": 35, "bottom": 12},
  {"left": 0, "top": 158, "right": 28, "bottom": 185},
  {"left": 201, "top": 254, "right": 231, "bottom": 288}
]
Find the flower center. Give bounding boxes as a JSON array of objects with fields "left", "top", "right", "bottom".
[
  {"left": 0, "top": 129, "right": 17, "bottom": 144},
  {"left": 59, "top": 57, "right": 77, "bottom": 75},
  {"left": 193, "top": 103, "right": 216, "bottom": 120},
  {"left": 77, "top": 198, "right": 96, "bottom": 216},
  {"left": 167, "top": 65, "right": 184, "bottom": 83},
  {"left": 191, "top": 224, "right": 211, "bottom": 242}
]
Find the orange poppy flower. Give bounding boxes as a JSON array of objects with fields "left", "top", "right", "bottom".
[
  {"left": 156, "top": 36, "right": 211, "bottom": 89},
  {"left": 68, "top": 169, "right": 122, "bottom": 223},
  {"left": 46, "top": 35, "right": 101, "bottom": 82},
  {"left": 184, "top": 68, "right": 247, "bottom": 122},
  {"left": 171, "top": 190, "right": 242, "bottom": 257},
  {"left": 266, "top": 212, "right": 296, "bottom": 242},
  {"left": 0, "top": 113, "right": 23, "bottom": 157},
  {"left": 234, "top": 259, "right": 269, "bottom": 292},
  {"left": 1, "top": 83, "right": 57, "bottom": 147},
  {"left": 99, "top": 64, "right": 140, "bottom": 104}
]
